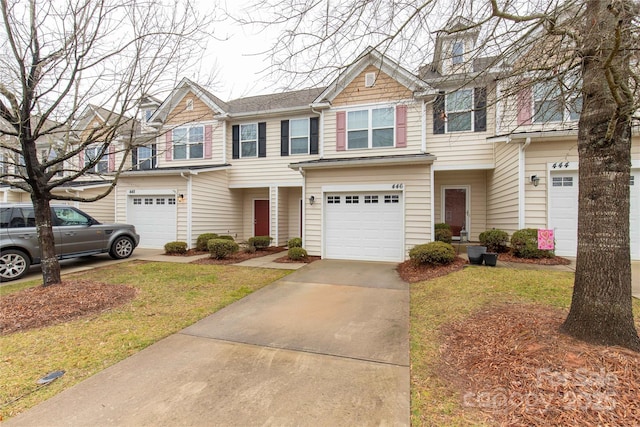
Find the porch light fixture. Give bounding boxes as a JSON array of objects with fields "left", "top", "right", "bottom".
[
  {"left": 177, "top": 194, "right": 185, "bottom": 203},
  {"left": 530, "top": 175, "right": 540, "bottom": 187},
  {"left": 308, "top": 195, "right": 315, "bottom": 205}
]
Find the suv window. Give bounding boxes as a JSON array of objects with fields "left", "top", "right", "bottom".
[
  {"left": 5, "top": 207, "right": 36, "bottom": 228},
  {"left": 0, "top": 207, "right": 10, "bottom": 228},
  {"left": 52, "top": 207, "right": 92, "bottom": 226}
]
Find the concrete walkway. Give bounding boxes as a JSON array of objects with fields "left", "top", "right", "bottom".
[{"left": 5, "top": 260, "right": 409, "bottom": 426}]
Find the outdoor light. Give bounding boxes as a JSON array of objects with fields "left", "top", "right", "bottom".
[
  {"left": 308, "top": 195, "right": 315, "bottom": 205},
  {"left": 177, "top": 194, "right": 185, "bottom": 203},
  {"left": 530, "top": 175, "right": 540, "bottom": 187}
]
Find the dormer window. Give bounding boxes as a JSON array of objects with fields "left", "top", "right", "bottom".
[{"left": 452, "top": 41, "right": 464, "bottom": 65}]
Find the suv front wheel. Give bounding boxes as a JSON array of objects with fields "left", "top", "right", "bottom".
[
  {"left": 109, "top": 236, "right": 134, "bottom": 259},
  {"left": 0, "top": 249, "right": 31, "bottom": 281}
]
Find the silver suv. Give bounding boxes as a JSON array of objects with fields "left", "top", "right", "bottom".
[{"left": 0, "top": 203, "right": 140, "bottom": 281}]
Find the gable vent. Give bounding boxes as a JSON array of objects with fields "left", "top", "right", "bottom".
[{"left": 365, "top": 72, "right": 376, "bottom": 88}]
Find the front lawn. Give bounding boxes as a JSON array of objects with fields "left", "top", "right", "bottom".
[
  {"left": 410, "top": 266, "right": 640, "bottom": 426},
  {"left": 0, "top": 261, "right": 290, "bottom": 420}
]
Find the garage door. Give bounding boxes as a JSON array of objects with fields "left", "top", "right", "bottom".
[
  {"left": 324, "top": 192, "right": 403, "bottom": 262},
  {"left": 127, "top": 195, "right": 177, "bottom": 248},
  {"left": 549, "top": 170, "right": 639, "bottom": 259}
]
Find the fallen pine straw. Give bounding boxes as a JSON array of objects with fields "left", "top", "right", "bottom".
[{"left": 439, "top": 303, "right": 640, "bottom": 426}]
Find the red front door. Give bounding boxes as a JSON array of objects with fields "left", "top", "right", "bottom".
[
  {"left": 254, "top": 200, "right": 270, "bottom": 236},
  {"left": 444, "top": 188, "right": 467, "bottom": 237}
]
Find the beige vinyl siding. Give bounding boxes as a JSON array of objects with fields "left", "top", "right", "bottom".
[
  {"left": 227, "top": 117, "right": 315, "bottom": 187},
  {"left": 288, "top": 189, "right": 302, "bottom": 241},
  {"left": 322, "top": 103, "right": 424, "bottom": 158},
  {"left": 523, "top": 140, "right": 579, "bottom": 229},
  {"left": 115, "top": 177, "right": 188, "bottom": 242},
  {"left": 426, "top": 85, "right": 496, "bottom": 168},
  {"left": 332, "top": 65, "right": 413, "bottom": 106},
  {"left": 190, "top": 171, "right": 241, "bottom": 246},
  {"left": 433, "top": 170, "right": 487, "bottom": 241},
  {"left": 75, "top": 188, "right": 116, "bottom": 223},
  {"left": 486, "top": 142, "right": 520, "bottom": 234},
  {"left": 303, "top": 164, "right": 432, "bottom": 258},
  {"left": 241, "top": 188, "right": 269, "bottom": 241}
]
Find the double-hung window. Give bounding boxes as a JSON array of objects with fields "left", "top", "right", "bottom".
[
  {"left": 136, "top": 146, "right": 153, "bottom": 170},
  {"left": 290, "top": 119, "right": 309, "bottom": 154},
  {"left": 446, "top": 89, "right": 473, "bottom": 132},
  {"left": 533, "top": 81, "right": 563, "bottom": 123},
  {"left": 173, "top": 126, "right": 203, "bottom": 160},
  {"left": 452, "top": 41, "right": 464, "bottom": 65},
  {"left": 347, "top": 106, "right": 394, "bottom": 149},
  {"left": 85, "top": 146, "right": 108, "bottom": 173},
  {"left": 240, "top": 123, "right": 257, "bottom": 157}
]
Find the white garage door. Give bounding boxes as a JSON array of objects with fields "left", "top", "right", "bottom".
[
  {"left": 127, "top": 195, "right": 177, "bottom": 248},
  {"left": 549, "top": 170, "right": 639, "bottom": 259},
  {"left": 324, "top": 192, "right": 403, "bottom": 262}
]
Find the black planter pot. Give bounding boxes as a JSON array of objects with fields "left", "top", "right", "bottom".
[
  {"left": 483, "top": 252, "right": 498, "bottom": 267},
  {"left": 466, "top": 246, "right": 487, "bottom": 265}
]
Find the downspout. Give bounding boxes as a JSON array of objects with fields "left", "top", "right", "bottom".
[
  {"left": 421, "top": 99, "right": 427, "bottom": 153},
  {"left": 180, "top": 172, "right": 193, "bottom": 248},
  {"left": 519, "top": 137, "right": 531, "bottom": 229},
  {"left": 430, "top": 163, "right": 435, "bottom": 242}
]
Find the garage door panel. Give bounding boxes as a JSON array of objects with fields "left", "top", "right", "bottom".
[
  {"left": 324, "top": 192, "right": 403, "bottom": 262},
  {"left": 127, "top": 195, "right": 177, "bottom": 249},
  {"left": 550, "top": 171, "right": 639, "bottom": 260}
]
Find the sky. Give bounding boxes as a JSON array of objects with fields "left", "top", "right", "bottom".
[{"left": 193, "top": 1, "right": 282, "bottom": 101}]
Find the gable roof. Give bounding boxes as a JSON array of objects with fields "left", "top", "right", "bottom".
[
  {"left": 151, "top": 77, "right": 229, "bottom": 123},
  {"left": 225, "top": 87, "right": 326, "bottom": 117},
  {"left": 311, "top": 46, "right": 435, "bottom": 106}
]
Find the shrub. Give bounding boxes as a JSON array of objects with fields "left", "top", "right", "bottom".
[
  {"left": 216, "top": 235, "right": 235, "bottom": 241},
  {"left": 435, "top": 228, "right": 453, "bottom": 244},
  {"left": 207, "top": 239, "right": 240, "bottom": 259},
  {"left": 510, "top": 228, "right": 554, "bottom": 259},
  {"left": 248, "top": 236, "right": 273, "bottom": 249},
  {"left": 164, "top": 241, "right": 187, "bottom": 255},
  {"left": 409, "top": 241, "right": 456, "bottom": 266},
  {"left": 434, "top": 223, "right": 451, "bottom": 231},
  {"left": 288, "top": 237, "right": 302, "bottom": 248},
  {"left": 243, "top": 244, "right": 257, "bottom": 254},
  {"left": 288, "top": 247, "right": 308, "bottom": 260},
  {"left": 479, "top": 229, "right": 510, "bottom": 253},
  {"left": 196, "top": 233, "right": 218, "bottom": 251}
]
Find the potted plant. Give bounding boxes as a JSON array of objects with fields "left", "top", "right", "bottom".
[
  {"left": 483, "top": 252, "right": 498, "bottom": 267},
  {"left": 466, "top": 245, "right": 486, "bottom": 265}
]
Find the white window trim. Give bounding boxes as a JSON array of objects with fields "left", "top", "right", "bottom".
[
  {"left": 532, "top": 81, "right": 581, "bottom": 124},
  {"left": 445, "top": 89, "right": 474, "bottom": 133},
  {"left": 289, "top": 118, "right": 310, "bottom": 155},
  {"left": 85, "top": 145, "right": 109, "bottom": 173},
  {"left": 345, "top": 105, "right": 396, "bottom": 150},
  {"left": 173, "top": 125, "right": 204, "bottom": 160},
  {"left": 136, "top": 146, "right": 154, "bottom": 169},
  {"left": 451, "top": 41, "right": 464, "bottom": 65},
  {"left": 240, "top": 123, "right": 258, "bottom": 158}
]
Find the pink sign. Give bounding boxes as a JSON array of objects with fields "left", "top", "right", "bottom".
[{"left": 538, "top": 229, "right": 555, "bottom": 250}]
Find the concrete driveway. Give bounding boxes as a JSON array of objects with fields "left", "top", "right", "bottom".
[{"left": 5, "top": 260, "right": 410, "bottom": 426}]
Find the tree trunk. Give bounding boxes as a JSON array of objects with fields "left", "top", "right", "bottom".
[
  {"left": 31, "top": 195, "right": 61, "bottom": 286},
  {"left": 560, "top": 0, "right": 640, "bottom": 351}
]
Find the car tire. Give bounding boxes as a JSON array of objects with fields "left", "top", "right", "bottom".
[
  {"left": 0, "top": 249, "right": 31, "bottom": 281},
  {"left": 109, "top": 237, "right": 134, "bottom": 259}
]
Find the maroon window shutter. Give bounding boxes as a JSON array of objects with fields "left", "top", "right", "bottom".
[
  {"left": 165, "top": 129, "right": 173, "bottom": 161},
  {"left": 79, "top": 150, "right": 85, "bottom": 168},
  {"left": 517, "top": 86, "right": 532, "bottom": 126},
  {"left": 204, "top": 125, "right": 212, "bottom": 159},
  {"left": 395, "top": 105, "right": 407, "bottom": 148},
  {"left": 336, "top": 111, "right": 346, "bottom": 151},
  {"left": 108, "top": 145, "right": 116, "bottom": 171}
]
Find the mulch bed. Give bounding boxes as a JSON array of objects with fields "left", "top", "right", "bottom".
[
  {"left": 0, "top": 280, "right": 136, "bottom": 335},
  {"left": 439, "top": 303, "right": 640, "bottom": 426},
  {"left": 273, "top": 255, "right": 322, "bottom": 264},
  {"left": 498, "top": 252, "right": 572, "bottom": 265},
  {"left": 190, "top": 246, "right": 287, "bottom": 265},
  {"left": 397, "top": 257, "right": 468, "bottom": 283}
]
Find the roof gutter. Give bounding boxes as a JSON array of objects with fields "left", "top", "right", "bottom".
[{"left": 289, "top": 155, "right": 436, "bottom": 171}]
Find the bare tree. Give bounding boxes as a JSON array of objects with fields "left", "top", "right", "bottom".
[
  {"left": 243, "top": 0, "right": 640, "bottom": 350},
  {"left": 0, "top": 0, "right": 213, "bottom": 286}
]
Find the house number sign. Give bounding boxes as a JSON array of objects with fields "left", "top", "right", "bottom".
[{"left": 392, "top": 183, "right": 404, "bottom": 189}]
